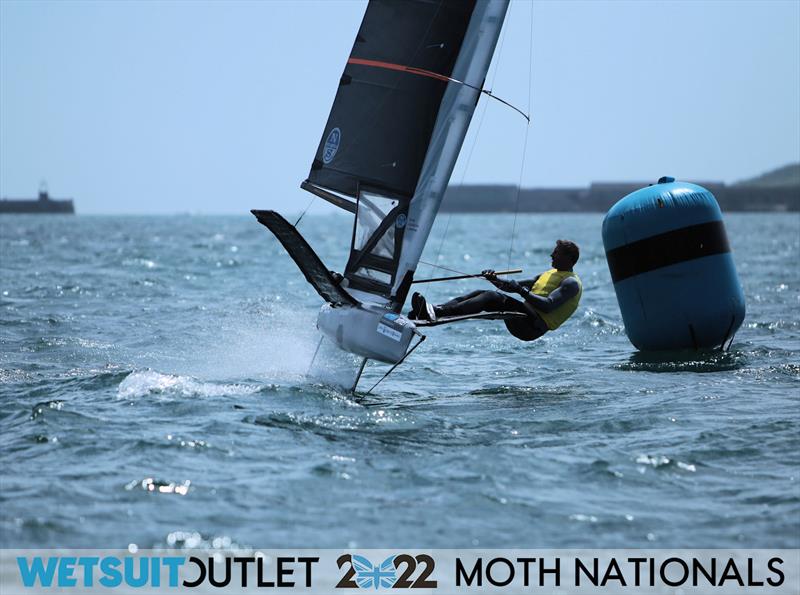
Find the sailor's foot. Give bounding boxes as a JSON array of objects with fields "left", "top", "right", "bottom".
[
  {"left": 409, "top": 292, "right": 424, "bottom": 319},
  {"left": 418, "top": 295, "right": 436, "bottom": 322},
  {"left": 408, "top": 292, "right": 437, "bottom": 322}
]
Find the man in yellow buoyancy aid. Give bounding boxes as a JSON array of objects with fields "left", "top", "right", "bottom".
[{"left": 410, "top": 240, "right": 582, "bottom": 341}]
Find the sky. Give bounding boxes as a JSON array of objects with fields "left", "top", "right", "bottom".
[{"left": 1, "top": 0, "right": 798, "bottom": 215}]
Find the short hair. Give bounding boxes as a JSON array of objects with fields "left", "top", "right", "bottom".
[{"left": 556, "top": 239, "right": 580, "bottom": 266}]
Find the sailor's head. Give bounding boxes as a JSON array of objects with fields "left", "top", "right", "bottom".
[{"left": 551, "top": 240, "right": 579, "bottom": 271}]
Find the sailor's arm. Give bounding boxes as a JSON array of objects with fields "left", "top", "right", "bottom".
[
  {"left": 514, "top": 276, "right": 580, "bottom": 312},
  {"left": 483, "top": 271, "right": 518, "bottom": 293},
  {"left": 482, "top": 271, "right": 539, "bottom": 290},
  {"left": 518, "top": 276, "right": 540, "bottom": 292}
]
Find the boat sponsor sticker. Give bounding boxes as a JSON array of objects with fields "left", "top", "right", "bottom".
[
  {"left": 323, "top": 128, "right": 341, "bottom": 164},
  {"left": 377, "top": 322, "right": 402, "bottom": 342},
  {"left": 377, "top": 314, "right": 405, "bottom": 341}
]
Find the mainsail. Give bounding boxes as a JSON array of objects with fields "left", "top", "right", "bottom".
[{"left": 303, "top": 0, "right": 510, "bottom": 308}]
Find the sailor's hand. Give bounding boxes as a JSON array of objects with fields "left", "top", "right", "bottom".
[{"left": 483, "top": 270, "right": 506, "bottom": 289}]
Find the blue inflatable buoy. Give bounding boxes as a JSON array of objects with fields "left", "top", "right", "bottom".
[{"left": 602, "top": 177, "right": 746, "bottom": 351}]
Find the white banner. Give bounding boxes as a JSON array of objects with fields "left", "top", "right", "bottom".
[{"left": 1, "top": 549, "right": 798, "bottom": 595}]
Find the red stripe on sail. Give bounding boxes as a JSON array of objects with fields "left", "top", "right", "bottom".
[
  {"left": 345, "top": 57, "right": 529, "bottom": 122},
  {"left": 347, "top": 57, "right": 454, "bottom": 84}
]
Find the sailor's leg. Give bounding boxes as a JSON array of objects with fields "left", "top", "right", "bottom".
[
  {"left": 438, "top": 290, "right": 485, "bottom": 311},
  {"left": 502, "top": 298, "right": 548, "bottom": 341},
  {"left": 438, "top": 290, "right": 512, "bottom": 317}
]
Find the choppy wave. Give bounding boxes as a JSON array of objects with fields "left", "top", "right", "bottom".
[
  {"left": 615, "top": 349, "right": 747, "bottom": 372},
  {"left": 117, "top": 370, "right": 262, "bottom": 399}
]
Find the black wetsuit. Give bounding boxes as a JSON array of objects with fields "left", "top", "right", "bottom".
[{"left": 436, "top": 276, "right": 579, "bottom": 341}]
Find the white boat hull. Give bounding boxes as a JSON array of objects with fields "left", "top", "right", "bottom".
[{"left": 316, "top": 303, "right": 417, "bottom": 364}]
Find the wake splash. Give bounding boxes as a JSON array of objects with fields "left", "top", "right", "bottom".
[
  {"left": 117, "top": 370, "right": 262, "bottom": 399},
  {"left": 130, "top": 303, "right": 324, "bottom": 387},
  {"left": 116, "top": 305, "right": 330, "bottom": 398},
  {"left": 190, "top": 303, "right": 321, "bottom": 382}
]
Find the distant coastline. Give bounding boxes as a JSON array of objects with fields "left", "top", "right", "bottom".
[
  {"left": 0, "top": 190, "right": 75, "bottom": 214},
  {"left": 442, "top": 163, "right": 800, "bottom": 213}
]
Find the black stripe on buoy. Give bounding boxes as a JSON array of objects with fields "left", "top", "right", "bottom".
[{"left": 606, "top": 220, "right": 730, "bottom": 283}]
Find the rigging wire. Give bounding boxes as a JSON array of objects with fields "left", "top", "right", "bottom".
[
  {"left": 349, "top": 58, "right": 528, "bottom": 122},
  {"left": 365, "top": 332, "right": 427, "bottom": 394},
  {"left": 419, "top": 259, "right": 471, "bottom": 276},
  {"left": 293, "top": 195, "right": 316, "bottom": 227},
  {"left": 506, "top": 0, "right": 535, "bottom": 271}
]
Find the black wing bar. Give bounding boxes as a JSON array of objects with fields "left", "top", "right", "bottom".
[{"left": 251, "top": 209, "right": 359, "bottom": 307}]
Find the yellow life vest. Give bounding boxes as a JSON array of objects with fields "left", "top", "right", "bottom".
[{"left": 529, "top": 269, "right": 582, "bottom": 330}]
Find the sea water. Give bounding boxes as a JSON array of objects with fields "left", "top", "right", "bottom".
[{"left": 1, "top": 213, "right": 798, "bottom": 549}]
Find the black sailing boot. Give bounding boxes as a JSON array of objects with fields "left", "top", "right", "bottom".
[{"left": 408, "top": 292, "right": 437, "bottom": 322}]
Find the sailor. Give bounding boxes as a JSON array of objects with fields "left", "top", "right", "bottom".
[{"left": 410, "top": 240, "right": 582, "bottom": 341}]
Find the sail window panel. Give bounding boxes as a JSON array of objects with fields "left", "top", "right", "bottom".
[
  {"left": 354, "top": 267, "right": 392, "bottom": 285},
  {"left": 354, "top": 193, "right": 398, "bottom": 258},
  {"left": 348, "top": 250, "right": 395, "bottom": 287},
  {"left": 346, "top": 274, "right": 392, "bottom": 296},
  {"left": 351, "top": 252, "right": 395, "bottom": 274},
  {"left": 346, "top": 191, "right": 404, "bottom": 295}
]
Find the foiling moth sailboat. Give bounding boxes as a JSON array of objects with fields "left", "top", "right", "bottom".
[{"left": 252, "top": 0, "right": 524, "bottom": 391}]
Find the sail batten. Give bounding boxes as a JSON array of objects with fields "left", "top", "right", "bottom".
[{"left": 300, "top": 180, "right": 357, "bottom": 214}]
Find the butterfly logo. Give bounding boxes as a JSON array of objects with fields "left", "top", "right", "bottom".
[{"left": 352, "top": 554, "right": 397, "bottom": 590}]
